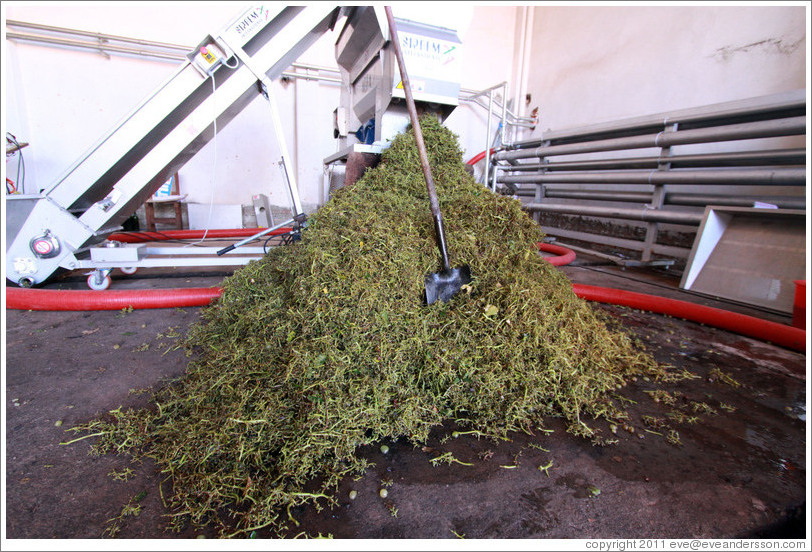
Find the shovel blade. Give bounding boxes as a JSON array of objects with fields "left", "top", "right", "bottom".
[{"left": 425, "top": 265, "right": 472, "bottom": 305}]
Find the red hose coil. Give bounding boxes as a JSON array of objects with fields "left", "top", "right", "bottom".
[{"left": 537, "top": 242, "right": 577, "bottom": 266}]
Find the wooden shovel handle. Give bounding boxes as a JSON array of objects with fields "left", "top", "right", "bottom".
[{"left": 384, "top": 6, "right": 451, "bottom": 272}]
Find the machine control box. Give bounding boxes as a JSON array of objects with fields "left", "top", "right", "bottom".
[
  {"left": 188, "top": 37, "right": 227, "bottom": 76},
  {"left": 90, "top": 243, "right": 145, "bottom": 263}
]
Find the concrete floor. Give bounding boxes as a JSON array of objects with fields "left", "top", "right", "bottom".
[{"left": 4, "top": 249, "right": 808, "bottom": 541}]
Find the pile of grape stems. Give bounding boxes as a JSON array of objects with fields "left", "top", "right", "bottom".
[{"left": 71, "top": 116, "right": 687, "bottom": 537}]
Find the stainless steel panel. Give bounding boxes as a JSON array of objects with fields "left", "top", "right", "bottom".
[
  {"left": 5, "top": 195, "right": 41, "bottom": 244},
  {"left": 680, "top": 207, "right": 806, "bottom": 313}
]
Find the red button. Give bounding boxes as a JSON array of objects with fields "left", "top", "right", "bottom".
[{"left": 34, "top": 240, "right": 52, "bottom": 255}]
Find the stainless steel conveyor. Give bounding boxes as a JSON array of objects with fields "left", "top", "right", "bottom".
[{"left": 6, "top": 4, "right": 345, "bottom": 289}]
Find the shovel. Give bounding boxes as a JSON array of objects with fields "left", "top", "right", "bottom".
[{"left": 384, "top": 7, "right": 472, "bottom": 304}]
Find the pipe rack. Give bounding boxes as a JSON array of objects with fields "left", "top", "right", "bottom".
[
  {"left": 494, "top": 116, "right": 805, "bottom": 163},
  {"left": 493, "top": 90, "right": 807, "bottom": 266},
  {"left": 502, "top": 89, "right": 806, "bottom": 150}
]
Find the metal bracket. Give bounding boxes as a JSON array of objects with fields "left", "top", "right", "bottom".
[{"left": 218, "top": 33, "right": 306, "bottom": 224}]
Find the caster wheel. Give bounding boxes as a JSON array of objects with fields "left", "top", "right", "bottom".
[
  {"left": 87, "top": 273, "right": 111, "bottom": 291},
  {"left": 120, "top": 266, "right": 137, "bottom": 275}
]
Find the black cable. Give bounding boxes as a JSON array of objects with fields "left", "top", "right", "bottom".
[{"left": 262, "top": 231, "right": 299, "bottom": 254}]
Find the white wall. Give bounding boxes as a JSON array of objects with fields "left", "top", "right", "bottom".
[
  {"left": 7, "top": 3, "right": 803, "bottom": 230},
  {"left": 525, "top": 5, "right": 807, "bottom": 135},
  {"left": 3, "top": 2, "right": 519, "bottom": 227},
  {"left": 445, "top": 5, "right": 524, "bottom": 161}
]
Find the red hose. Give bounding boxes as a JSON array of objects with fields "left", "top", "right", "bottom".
[
  {"left": 5, "top": 228, "right": 285, "bottom": 311},
  {"left": 537, "top": 242, "right": 577, "bottom": 266},
  {"left": 5, "top": 243, "right": 571, "bottom": 311},
  {"left": 466, "top": 148, "right": 496, "bottom": 165},
  {"left": 5, "top": 242, "right": 804, "bottom": 352},
  {"left": 6, "top": 286, "right": 222, "bottom": 311},
  {"left": 573, "top": 283, "right": 806, "bottom": 352},
  {"left": 108, "top": 228, "right": 292, "bottom": 243}
]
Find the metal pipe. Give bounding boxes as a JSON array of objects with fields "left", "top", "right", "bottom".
[
  {"left": 544, "top": 240, "right": 629, "bottom": 263},
  {"left": 501, "top": 167, "right": 805, "bottom": 186},
  {"left": 290, "top": 62, "right": 339, "bottom": 74},
  {"left": 468, "top": 96, "right": 536, "bottom": 124},
  {"left": 540, "top": 226, "right": 691, "bottom": 258},
  {"left": 500, "top": 148, "right": 806, "bottom": 172},
  {"left": 495, "top": 116, "right": 806, "bottom": 162},
  {"left": 281, "top": 70, "right": 342, "bottom": 84},
  {"left": 513, "top": 5, "right": 534, "bottom": 142},
  {"left": 216, "top": 219, "right": 296, "bottom": 256},
  {"left": 6, "top": 31, "right": 187, "bottom": 61},
  {"left": 9, "top": 29, "right": 345, "bottom": 85},
  {"left": 9, "top": 19, "right": 345, "bottom": 77},
  {"left": 524, "top": 202, "right": 704, "bottom": 225},
  {"left": 500, "top": 82, "right": 508, "bottom": 146},
  {"left": 665, "top": 193, "right": 806, "bottom": 209},
  {"left": 508, "top": 89, "right": 806, "bottom": 150},
  {"left": 7, "top": 23, "right": 345, "bottom": 85},
  {"left": 536, "top": 190, "right": 653, "bottom": 203},
  {"left": 485, "top": 89, "right": 494, "bottom": 188},
  {"left": 462, "top": 81, "right": 508, "bottom": 101},
  {"left": 460, "top": 89, "right": 536, "bottom": 125},
  {"left": 6, "top": 19, "right": 190, "bottom": 51}
]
